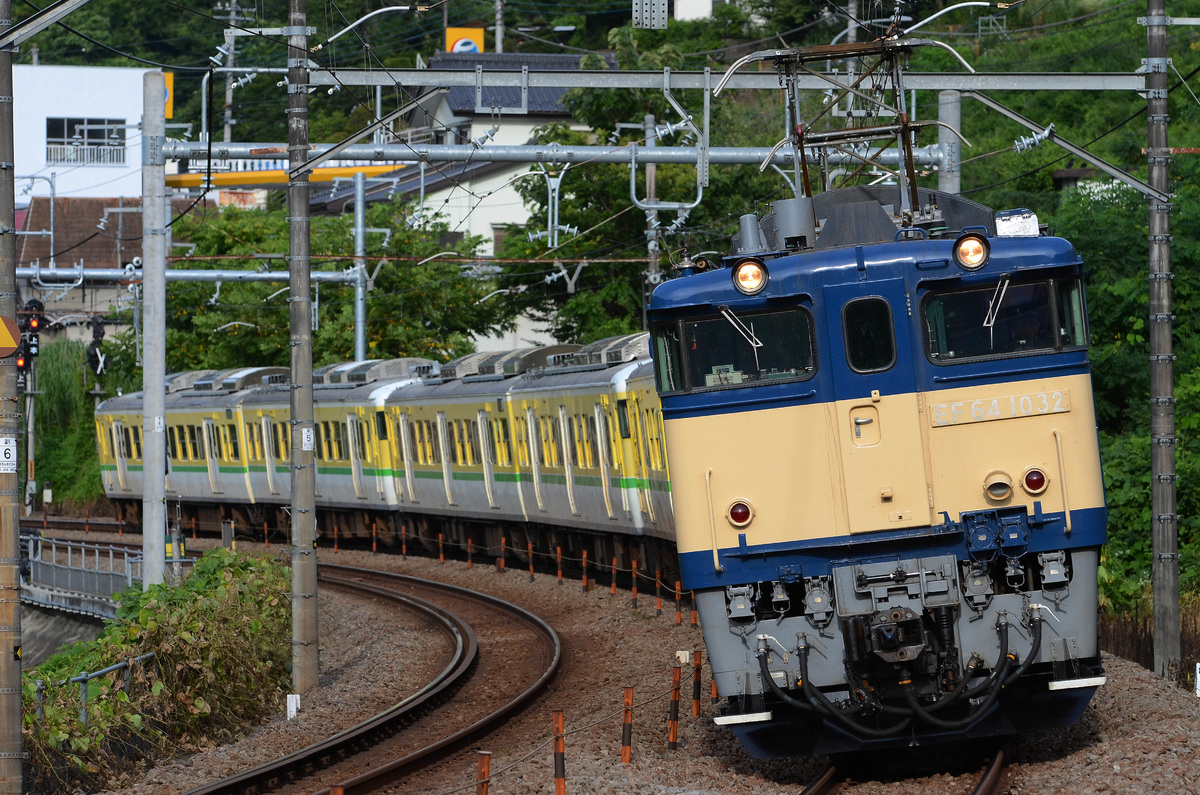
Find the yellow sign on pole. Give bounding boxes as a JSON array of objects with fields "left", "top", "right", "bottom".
[
  {"left": 0, "top": 318, "right": 18, "bottom": 358},
  {"left": 445, "top": 27, "right": 484, "bottom": 53},
  {"left": 164, "top": 71, "right": 175, "bottom": 119}
]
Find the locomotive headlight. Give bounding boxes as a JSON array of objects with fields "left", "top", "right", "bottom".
[
  {"left": 732, "top": 259, "right": 768, "bottom": 295},
  {"left": 726, "top": 499, "right": 755, "bottom": 528},
  {"left": 1022, "top": 467, "right": 1049, "bottom": 495},
  {"left": 983, "top": 469, "right": 1013, "bottom": 501},
  {"left": 953, "top": 234, "right": 990, "bottom": 270}
]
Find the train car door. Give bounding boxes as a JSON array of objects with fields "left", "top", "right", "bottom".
[
  {"left": 347, "top": 414, "right": 366, "bottom": 499},
  {"left": 395, "top": 411, "right": 416, "bottom": 504},
  {"left": 558, "top": 405, "right": 580, "bottom": 516},
  {"left": 525, "top": 407, "right": 545, "bottom": 511},
  {"left": 593, "top": 403, "right": 616, "bottom": 520},
  {"left": 202, "top": 419, "right": 224, "bottom": 494},
  {"left": 822, "top": 279, "right": 930, "bottom": 533},
  {"left": 477, "top": 409, "right": 499, "bottom": 509},
  {"left": 261, "top": 417, "right": 279, "bottom": 495},
  {"left": 112, "top": 420, "right": 130, "bottom": 491},
  {"left": 436, "top": 411, "right": 454, "bottom": 506}
]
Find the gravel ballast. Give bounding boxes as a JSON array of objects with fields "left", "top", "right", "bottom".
[{"left": 73, "top": 539, "right": 1199, "bottom": 795}]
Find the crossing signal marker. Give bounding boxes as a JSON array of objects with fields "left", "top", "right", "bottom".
[{"left": 0, "top": 317, "right": 17, "bottom": 357}]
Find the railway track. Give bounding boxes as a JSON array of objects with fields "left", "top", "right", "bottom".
[
  {"left": 183, "top": 565, "right": 561, "bottom": 795},
  {"left": 20, "top": 514, "right": 123, "bottom": 534},
  {"left": 799, "top": 748, "right": 1009, "bottom": 795}
]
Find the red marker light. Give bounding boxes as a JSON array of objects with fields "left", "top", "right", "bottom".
[
  {"left": 28, "top": 317, "right": 39, "bottom": 330},
  {"left": 728, "top": 501, "right": 753, "bottom": 527},
  {"left": 1024, "top": 468, "right": 1047, "bottom": 494}
]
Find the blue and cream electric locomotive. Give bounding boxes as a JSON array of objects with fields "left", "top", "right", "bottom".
[{"left": 648, "top": 186, "right": 1107, "bottom": 755}]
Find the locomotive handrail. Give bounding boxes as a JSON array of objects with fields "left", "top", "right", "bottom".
[
  {"left": 704, "top": 468, "right": 723, "bottom": 574},
  {"left": 1052, "top": 429, "right": 1073, "bottom": 535}
]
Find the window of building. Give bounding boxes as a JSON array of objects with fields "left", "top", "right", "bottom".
[{"left": 45, "top": 117, "right": 126, "bottom": 165}]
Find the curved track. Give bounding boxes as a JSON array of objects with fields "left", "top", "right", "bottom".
[{"left": 181, "top": 565, "right": 560, "bottom": 795}]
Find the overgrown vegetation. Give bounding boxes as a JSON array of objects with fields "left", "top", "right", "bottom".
[
  {"left": 22, "top": 550, "right": 290, "bottom": 793},
  {"left": 20, "top": 1, "right": 1200, "bottom": 614}
]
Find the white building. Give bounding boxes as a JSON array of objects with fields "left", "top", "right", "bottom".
[{"left": 13, "top": 64, "right": 157, "bottom": 204}]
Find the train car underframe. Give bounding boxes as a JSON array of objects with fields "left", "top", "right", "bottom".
[
  {"left": 700, "top": 544, "right": 1105, "bottom": 757},
  {"left": 113, "top": 497, "right": 681, "bottom": 587}
]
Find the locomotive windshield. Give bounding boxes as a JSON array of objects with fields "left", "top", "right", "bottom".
[
  {"left": 653, "top": 308, "right": 815, "bottom": 393},
  {"left": 924, "top": 277, "right": 1088, "bottom": 362}
]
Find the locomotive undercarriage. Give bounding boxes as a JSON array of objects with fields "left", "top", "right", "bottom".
[{"left": 704, "top": 547, "right": 1104, "bottom": 756}]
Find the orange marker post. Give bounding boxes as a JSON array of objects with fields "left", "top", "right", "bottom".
[
  {"left": 264, "top": 521, "right": 269, "bottom": 549},
  {"left": 84, "top": 509, "right": 89, "bottom": 534},
  {"left": 438, "top": 532, "right": 445, "bottom": 563},
  {"left": 468, "top": 538, "right": 474, "bottom": 569},
  {"left": 333, "top": 525, "right": 338, "bottom": 552},
  {"left": 668, "top": 666, "right": 681, "bottom": 750},
  {"left": 621, "top": 686, "right": 634, "bottom": 763},
  {"left": 191, "top": 516, "right": 196, "bottom": 541},
  {"left": 712, "top": 678, "right": 719, "bottom": 703},
  {"left": 556, "top": 546, "right": 563, "bottom": 585},
  {"left": 611, "top": 556, "right": 618, "bottom": 596},
  {"left": 655, "top": 568, "right": 662, "bottom": 617},
  {"left": 692, "top": 651, "right": 702, "bottom": 717},
  {"left": 691, "top": 591, "right": 698, "bottom": 627},
  {"left": 500, "top": 536, "right": 507, "bottom": 571},
  {"left": 476, "top": 750, "right": 492, "bottom": 795},
  {"left": 528, "top": 541, "right": 535, "bottom": 582},
  {"left": 401, "top": 523, "right": 407, "bottom": 558},
  {"left": 675, "top": 581, "right": 682, "bottom": 625},
  {"left": 553, "top": 710, "right": 566, "bottom": 795},
  {"left": 582, "top": 550, "right": 589, "bottom": 593},
  {"left": 371, "top": 521, "right": 377, "bottom": 553},
  {"left": 631, "top": 560, "right": 638, "bottom": 609}
]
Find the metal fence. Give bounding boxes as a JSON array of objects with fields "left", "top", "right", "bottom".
[{"left": 28, "top": 538, "right": 142, "bottom": 597}]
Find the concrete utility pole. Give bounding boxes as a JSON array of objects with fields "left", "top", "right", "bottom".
[
  {"left": 1145, "top": 0, "right": 1178, "bottom": 678},
  {"left": 353, "top": 172, "right": 366, "bottom": 362},
  {"left": 288, "top": 0, "right": 319, "bottom": 695},
  {"left": 142, "top": 72, "right": 168, "bottom": 588},
  {"left": 0, "top": 1, "right": 23, "bottom": 787},
  {"left": 937, "top": 90, "right": 961, "bottom": 195}
]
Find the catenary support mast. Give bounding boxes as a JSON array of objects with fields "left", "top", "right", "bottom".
[
  {"left": 141, "top": 71, "right": 167, "bottom": 589},
  {"left": 1146, "top": 0, "right": 1178, "bottom": 678},
  {"left": 0, "top": 0, "right": 22, "bottom": 788},
  {"left": 288, "top": 0, "right": 319, "bottom": 694}
]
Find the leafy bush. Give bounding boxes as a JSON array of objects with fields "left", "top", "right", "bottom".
[{"left": 22, "top": 550, "right": 291, "bottom": 792}]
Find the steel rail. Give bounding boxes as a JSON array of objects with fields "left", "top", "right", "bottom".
[
  {"left": 312, "top": 565, "right": 563, "bottom": 795},
  {"left": 969, "top": 747, "right": 1009, "bottom": 795}
]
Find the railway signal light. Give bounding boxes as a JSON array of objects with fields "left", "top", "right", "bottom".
[
  {"left": 15, "top": 343, "right": 27, "bottom": 373},
  {"left": 24, "top": 299, "right": 43, "bottom": 357}
]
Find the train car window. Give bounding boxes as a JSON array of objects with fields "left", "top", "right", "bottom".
[
  {"left": 338, "top": 423, "right": 349, "bottom": 460},
  {"left": 187, "top": 426, "right": 200, "bottom": 460},
  {"left": 376, "top": 411, "right": 388, "bottom": 441},
  {"left": 122, "top": 427, "right": 132, "bottom": 459},
  {"left": 168, "top": 427, "right": 178, "bottom": 460},
  {"left": 584, "top": 416, "right": 598, "bottom": 468},
  {"left": 449, "top": 420, "right": 461, "bottom": 465},
  {"left": 843, "top": 298, "right": 896, "bottom": 373},
  {"left": 1055, "top": 278, "right": 1089, "bottom": 348},
  {"left": 924, "top": 278, "right": 1083, "bottom": 363},
  {"left": 412, "top": 420, "right": 425, "bottom": 465},
  {"left": 254, "top": 423, "right": 264, "bottom": 461},
  {"left": 178, "top": 426, "right": 189, "bottom": 459},
  {"left": 653, "top": 325, "right": 683, "bottom": 392},
  {"left": 603, "top": 412, "right": 620, "bottom": 468},
  {"left": 132, "top": 426, "right": 143, "bottom": 459},
  {"left": 500, "top": 419, "right": 513, "bottom": 466},
  {"left": 616, "top": 400, "right": 631, "bottom": 438},
  {"left": 356, "top": 421, "right": 368, "bottom": 463},
  {"left": 226, "top": 424, "right": 240, "bottom": 460},
  {"left": 427, "top": 420, "right": 442, "bottom": 464},
  {"left": 663, "top": 308, "right": 815, "bottom": 393},
  {"left": 317, "top": 422, "right": 328, "bottom": 461},
  {"left": 514, "top": 418, "right": 530, "bottom": 468},
  {"left": 466, "top": 420, "right": 480, "bottom": 465}
]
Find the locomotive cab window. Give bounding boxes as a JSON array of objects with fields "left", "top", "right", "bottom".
[
  {"left": 924, "top": 277, "right": 1088, "bottom": 363},
  {"left": 652, "top": 308, "right": 815, "bottom": 393},
  {"left": 843, "top": 298, "right": 896, "bottom": 373}
]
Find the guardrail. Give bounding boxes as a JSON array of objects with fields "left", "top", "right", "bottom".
[{"left": 33, "top": 653, "right": 157, "bottom": 725}]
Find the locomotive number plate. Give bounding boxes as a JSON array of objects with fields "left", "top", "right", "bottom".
[{"left": 930, "top": 389, "right": 1071, "bottom": 427}]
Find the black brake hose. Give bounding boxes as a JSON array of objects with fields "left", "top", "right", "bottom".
[
  {"left": 901, "top": 621, "right": 1013, "bottom": 731},
  {"left": 757, "top": 652, "right": 817, "bottom": 712},
  {"left": 798, "top": 644, "right": 913, "bottom": 738},
  {"left": 1001, "top": 614, "right": 1044, "bottom": 687}
]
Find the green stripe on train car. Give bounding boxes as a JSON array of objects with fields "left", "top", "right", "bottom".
[
  {"left": 414, "top": 470, "right": 444, "bottom": 480},
  {"left": 453, "top": 472, "right": 486, "bottom": 482}
]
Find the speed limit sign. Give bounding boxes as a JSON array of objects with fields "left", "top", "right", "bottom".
[{"left": 0, "top": 437, "right": 15, "bottom": 474}]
